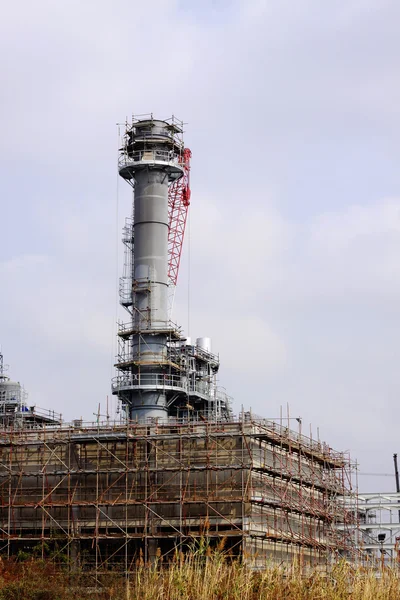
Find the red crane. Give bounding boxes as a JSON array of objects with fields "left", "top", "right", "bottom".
[{"left": 168, "top": 148, "right": 192, "bottom": 287}]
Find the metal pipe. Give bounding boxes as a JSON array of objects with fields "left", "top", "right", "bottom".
[{"left": 393, "top": 453, "right": 400, "bottom": 523}]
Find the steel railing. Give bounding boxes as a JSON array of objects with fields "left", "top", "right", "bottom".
[
  {"left": 118, "top": 149, "right": 184, "bottom": 169},
  {"left": 112, "top": 373, "right": 185, "bottom": 391},
  {"left": 117, "top": 320, "right": 182, "bottom": 335},
  {"left": 111, "top": 374, "right": 231, "bottom": 405}
]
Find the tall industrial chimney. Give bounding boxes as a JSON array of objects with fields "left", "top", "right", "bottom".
[
  {"left": 112, "top": 115, "right": 232, "bottom": 423},
  {"left": 114, "top": 117, "right": 184, "bottom": 421}
]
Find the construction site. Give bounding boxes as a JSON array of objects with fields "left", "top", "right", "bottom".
[{"left": 0, "top": 115, "right": 358, "bottom": 571}]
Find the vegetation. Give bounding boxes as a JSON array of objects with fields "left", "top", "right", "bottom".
[{"left": 0, "top": 551, "right": 398, "bottom": 599}]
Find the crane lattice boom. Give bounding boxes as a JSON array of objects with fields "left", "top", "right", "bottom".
[{"left": 168, "top": 148, "right": 192, "bottom": 286}]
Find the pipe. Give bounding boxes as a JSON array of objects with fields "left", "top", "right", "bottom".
[{"left": 393, "top": 453, "right": 400, "bottom": 523}]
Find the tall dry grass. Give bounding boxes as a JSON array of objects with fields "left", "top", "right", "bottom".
[
  {"left": 128, "top": 554, "right": 400, "bottom": 600},
  {"left": 0, "top": 550, "right": 398, "bottom": 599}
]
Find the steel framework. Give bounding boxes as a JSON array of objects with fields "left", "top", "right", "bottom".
[
  {"left": 0, "top": 415, "right": 357, "bottom": 571},
  {"left": 338, "top": 492, "right": 400, "bottom": 566},
  {"left": 167, "top": 147, "right": 191, "bottom": 287}
]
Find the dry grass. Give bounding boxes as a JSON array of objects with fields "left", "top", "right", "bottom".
[{"left": 0, "top": 552, "right": 398, "bottom": 599}]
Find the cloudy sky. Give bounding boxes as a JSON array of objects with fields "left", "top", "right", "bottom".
[{"left": 1, "top": 0, "right": 400, "bottom": 492}]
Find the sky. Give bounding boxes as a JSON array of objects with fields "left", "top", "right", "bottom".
[{"left": 1, "top": 0, "right": 400, "bottom": 493}]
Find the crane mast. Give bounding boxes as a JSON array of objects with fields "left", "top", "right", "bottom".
[{"left": 168, "top": 147, "right": 192, "bottom": 287}]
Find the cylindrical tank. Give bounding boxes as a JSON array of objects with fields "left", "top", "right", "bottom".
[
  {"left": 0, "top": 379, "right": 22, "bottom": 404},
  {"left": 196, "top": 337, "right": 212, "bottom": 353}
]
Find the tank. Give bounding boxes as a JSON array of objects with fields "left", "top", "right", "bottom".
[
  {"left": 196, "top": 337, "right": 212, "bottom": 353},
  {"left": 0, "top": 379, "right": 22, "bottom": 405}
]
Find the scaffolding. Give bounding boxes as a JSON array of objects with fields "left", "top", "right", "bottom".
[{"left": 0, "top": 413, "right": 357, "bottom": 571}]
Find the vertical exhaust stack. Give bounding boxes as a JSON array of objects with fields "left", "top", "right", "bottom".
[
  {"left": 112, "top": 114, "right": 233, "bottom": 423},
  {"left": 114, "top": 116, "right": 185, "bottom": 421}
]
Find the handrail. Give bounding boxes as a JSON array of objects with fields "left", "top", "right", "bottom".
[
  {"left": 193, "top": 345, "right": 220, "bottom": 364},
  {"left": 112, "top": 373, "right": 185, "bottom": 390},
  {"left": 111, "top": 375, "right": 232, "bottom": 406},
  {"left": 117, "top": 320, "right": 182, "bottom": 334},
  {"left": 26, "top": 407, "right": 62, "bottom": 422},
  {"left": 118, "top": 149, "right": 183, "bottom": 168},
  {"left": 0, "top": 404, "right": 62, "bottom": 421},
  {"left": 249, "top": 418, "right": 348, "bottom": 463},
  {"left": 0, "top": 416, "right": 355, "bottom": 468}
]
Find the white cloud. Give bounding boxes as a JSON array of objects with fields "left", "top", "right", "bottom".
[
  {"left": 310, "top": 199, "right": 400, "bottom": 250},
  {"left": 0, "top": 254, "right": 50, "bottom": 273}
]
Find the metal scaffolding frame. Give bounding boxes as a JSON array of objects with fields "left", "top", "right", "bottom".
[{"left": 0, "top": 415, "right": 357, "bottom": 571}]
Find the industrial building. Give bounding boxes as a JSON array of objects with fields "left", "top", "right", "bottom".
[
  {"left": 0, "top": 115, "right": 357, "bottom": 570},
  {"left": 340, "top": 492, "right": 400, "bottom": 564}
]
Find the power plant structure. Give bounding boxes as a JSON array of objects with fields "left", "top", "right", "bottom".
[
  {"left": 112, "top": 116, "right": 230, "bottom": 422},
  {"left": 0, "top": 115, "right": 358, "bottom": 571},
  {"left": 0, "top": 351, "right": 61, "bottom": 427}
]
